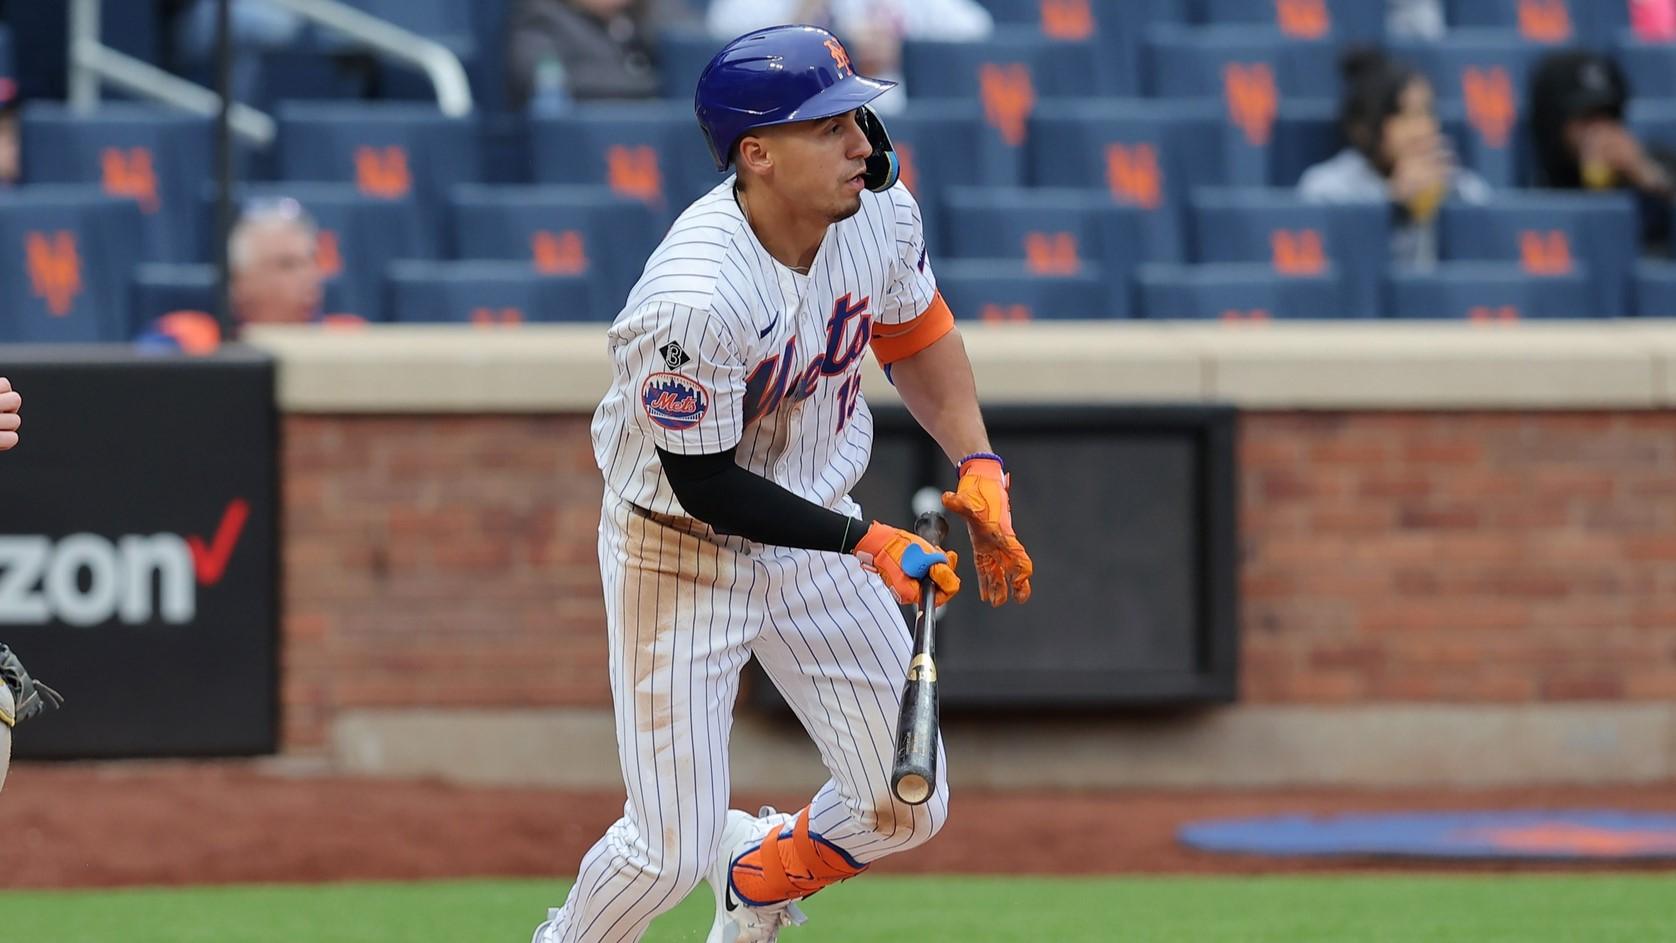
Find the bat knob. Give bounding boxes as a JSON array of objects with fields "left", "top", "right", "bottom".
[
  {"left": 892, "top": 771, "right": 932, "bottom": 805},
  {"left": 913, "top": 510, "right": 948, "bottom": 547}
]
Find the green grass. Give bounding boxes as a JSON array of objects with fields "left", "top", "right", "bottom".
[{"left": 4, "top": 874, "right": 1673, "bottom": 942}]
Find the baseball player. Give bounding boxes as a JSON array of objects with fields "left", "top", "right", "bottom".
[
  {"left": 532, "top": 25, "right": 1032, "bottom": 943},
  {"left": 0, "top": 379, "right": 65, "bottom": 790}
]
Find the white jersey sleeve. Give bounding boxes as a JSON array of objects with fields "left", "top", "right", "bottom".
[
  {"left": 876, "top": 183, "right": 939, "bottom": 327},
  {"left": 612, "top": 299, "right": 751, "bottom": 455}
]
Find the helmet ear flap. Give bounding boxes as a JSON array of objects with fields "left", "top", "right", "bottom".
[{"left": 858, "top": 106, "right": 900, "bottom": 192}]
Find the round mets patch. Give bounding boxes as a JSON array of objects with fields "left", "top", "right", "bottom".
[{"left": 641, "top": 372, "right": 710, "bottom": 430}]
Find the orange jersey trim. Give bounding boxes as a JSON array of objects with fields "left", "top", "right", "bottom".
[{"left": 870, "top": 292, "right": 955, "bottom": 365}]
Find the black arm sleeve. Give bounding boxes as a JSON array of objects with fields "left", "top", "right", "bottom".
[{"left": 656, "top": 447, "right": 867, "bottom": 554}]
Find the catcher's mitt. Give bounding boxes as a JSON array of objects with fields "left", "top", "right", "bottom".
[{"left": 0, "top": 643, "right": 63, "bottom": 727}]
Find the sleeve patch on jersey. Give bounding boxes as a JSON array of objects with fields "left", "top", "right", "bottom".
[
  {"left": 657, "top": 341, "right": 694, "bottom": 370},
  {"left": 642, "top": 372, "right": 711, "bottom": 430}
]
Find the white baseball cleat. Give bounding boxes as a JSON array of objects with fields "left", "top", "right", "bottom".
[{"left": 706, "top": 808, "right": 808, "bottom": 943}]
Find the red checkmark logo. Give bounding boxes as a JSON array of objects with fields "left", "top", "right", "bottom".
[{"left": 188, "top": 498, "right": 250, "bottom": 586}]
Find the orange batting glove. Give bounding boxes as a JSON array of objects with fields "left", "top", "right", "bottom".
[
  {"left": 853, "top": 522, "right": 960, "bottom": 607},
  {"left": 942, "top": 454, "right": 1033, "bottom": 606}
]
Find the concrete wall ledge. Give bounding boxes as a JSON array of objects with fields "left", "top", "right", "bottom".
[
  {"left": 332, "top": 703, "right": 1676, "bottom": 790},
  {"left": 245, "top": 320, "right": 1676, "bottom": 413}
]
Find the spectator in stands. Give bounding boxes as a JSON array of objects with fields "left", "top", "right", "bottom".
[
  {"left": 1529, "top": 49, "right": 1676, "bottom": 253},
  {"left": 506, "top": 0, "right": 698, "bottom": 109},
  {"left": 1300, "top": 48, "right": 1490, "bottom": 266},
  {"left": 0, "top": 79, "right": 18, "bottom": 188},
  {"left": 705, "top": 0, "right": 994, "bottom": 114},
  {"left": 229, "top": 197, "right": 325, "bottom": 329}
]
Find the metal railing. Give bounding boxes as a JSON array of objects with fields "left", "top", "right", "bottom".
[{"left": 67, "top": 0, "right": 473, "bottom": 146}]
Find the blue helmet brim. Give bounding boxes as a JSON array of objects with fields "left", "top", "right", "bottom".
[{"left": 716, "top": 73, "right": 897, "bottom": 169}]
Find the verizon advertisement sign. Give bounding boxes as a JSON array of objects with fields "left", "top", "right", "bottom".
[{"left": 1, "top": 351, "right": 276, "bottom": 757}]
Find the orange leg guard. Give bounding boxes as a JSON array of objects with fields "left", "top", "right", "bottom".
[{"left": 728, "top": 806, "right": 867, "bottom": 906}]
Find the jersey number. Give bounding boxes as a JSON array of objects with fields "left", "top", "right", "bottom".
[{"left": 835, "top": 375, "right": 861, "bottom": 432}]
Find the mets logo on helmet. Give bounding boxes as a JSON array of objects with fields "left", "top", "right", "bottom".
[
  {"left": 642, "top": 372, "right": 710, "bottom": 430},
  {"left": 825, "top": 38, "right": 851, "bottom": 76}
]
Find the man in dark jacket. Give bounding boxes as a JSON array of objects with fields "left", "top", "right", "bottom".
[{"left": 506, "top": 0, "right": 696, "bottom": 107}]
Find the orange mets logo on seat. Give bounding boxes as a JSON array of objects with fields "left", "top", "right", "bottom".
[
  {"left": 533, "top": 230, "right": 588, "bottom": 274},
  {"left": 1106, "top": 143, "right": 1162, "bottom": 209},
  {"left": 1040, "top": 0, "right": 1094, "bottom": 40},
  {"left": 980, "top": 64, "right": 1034, "bottom": 147},
  {"left": 26, "top": 231, "right": 82, "bottom": 316},
  {"left": 1518, "top": 0, "right": 1572, "bottom": 42},
  {"left": 1224, "top": 63, "right": 1277, "bottom": 147},
  {"left": 101, "top": 147, "right": 160, "bottom": 213},
  {"left": 1276, "top": 0, "right": 1329, "bottom": 38},
  {"left": 608, "top": 145, "right": 663, "bottom": 201},
  {"left": 355, "top": 145, "right": 411, "bottom": 198},
  {"left": 1463, "top": 67, "right": 1515, "bottom": 148}
]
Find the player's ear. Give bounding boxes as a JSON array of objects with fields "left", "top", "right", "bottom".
[{"left": 736, "top": 133, "right": 773, "bottom": 178}]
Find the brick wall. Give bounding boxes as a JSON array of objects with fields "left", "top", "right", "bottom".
[
  {"left": 1242, "top": 413, "right": 1676, "bottom": 705},
  {"left": 279, "top": 411, "right": 1676, "bottom": 754}
]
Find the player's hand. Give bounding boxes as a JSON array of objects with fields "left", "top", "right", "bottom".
[
  {"left": 942, "top": 456, "right": 1033, "bottom": 606},
  {"left": 0, "top": 377, "right": 20, "bottom": 451},
  {"left": 853, "top": 521, "right": 960, "bottom": 607},
  {"left": 0, "top": 643, "right": 62, "bottom": 728}
]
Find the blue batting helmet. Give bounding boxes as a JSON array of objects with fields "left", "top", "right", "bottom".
[{"left": 695, "top": 25, "right": 901, "bottom": 192}]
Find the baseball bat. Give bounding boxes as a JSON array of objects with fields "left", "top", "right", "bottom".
[{"left": 890, "top": 510, "right": 947, "bottom": 805}]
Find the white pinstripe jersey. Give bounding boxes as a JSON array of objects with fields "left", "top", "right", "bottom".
[{"left": 591, "top": 176, "right": 937, "bottom": 525}]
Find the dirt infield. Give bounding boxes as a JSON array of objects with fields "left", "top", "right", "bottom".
[{"left": 2, "top": 761, "right": 1674, "bottom": 889}]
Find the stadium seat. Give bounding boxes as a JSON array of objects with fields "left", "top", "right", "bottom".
[
  {"left": 977, "top": 0, "right": 1186, "bottom": 95},
  {"left": 885, "top": 102, "right": 1022, "bottom": 248},
  {"left": 20, "top": 104, "right": 214, "bottom": 264},
  {"left": 276, "top": 103, "right": 479, "bottom": 257},
  {"left": 1392, "top": 33, "right": 1545, "bottom": 188},
  {"left": 902, "top": 28, "right": 1100, "bottom": 179},
  {"left": 1135, "top": 262, "right": 1343, "bottom": 319},
  {"left": 1190, "top": 188, "right": 1388, "bottom": 318},
  {"left": 1385, "top": 262, "right": 1593, "bottom": 319},
  {"left": 1627, "top": 99, "right": 1676, "bottom": 153},
  {"left": 1617, "top": 37, "right": 1676, "bottom": 105},
  {"left": 528, "top": 102, "right": 719, "bottom": 219},
  {"left": 1633, "top": 260, "right": 1676, "bottom": 317},
  {"left": 449, "top": 183, "right": 660, "bottom": 317},
  {"left": 1269, "top": 99, "right": 1342, "bottom": 187},
  {"left": 131, "top": 263, "right": 217, "bottom": 327},
  {"left": 1028, "top": 99, "right": 1222, "bottom": 261},
  {"left": 935, "top": 260, "right": 1115, "bottom": 321},
  {"left": 217, "top": 182, "right": 428, "bottom": 323},
  {"left": 904, "top": 27, "right": 1102, "bottom": 99},
  {"left": 940, "top": 186, "right": 1158, "bottom": 317},
  {"left": 384, "top": 260, "right": 600, "bottom": 323},
  {"left": 657, "top": 27, "right": 727, "bottom": 102},
  {"left": 0, "top": 186, "right": 144, "bottom": 341},
  {"left": 1447, "top": 0, "right": 1628, "bottom": 47},
  {"left": 1198, "top": 0, "right": 1384, "bottom": 41},
  {"left": 1439, "top": 192, "right": 1637, "bottom": 316},
  {"left": 1145, "top": 25, "right": 1338, "bottom": 185}
]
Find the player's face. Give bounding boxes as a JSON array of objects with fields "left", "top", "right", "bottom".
[{"left": 771, "top": 109, "right": 875, "bottom": 222}]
